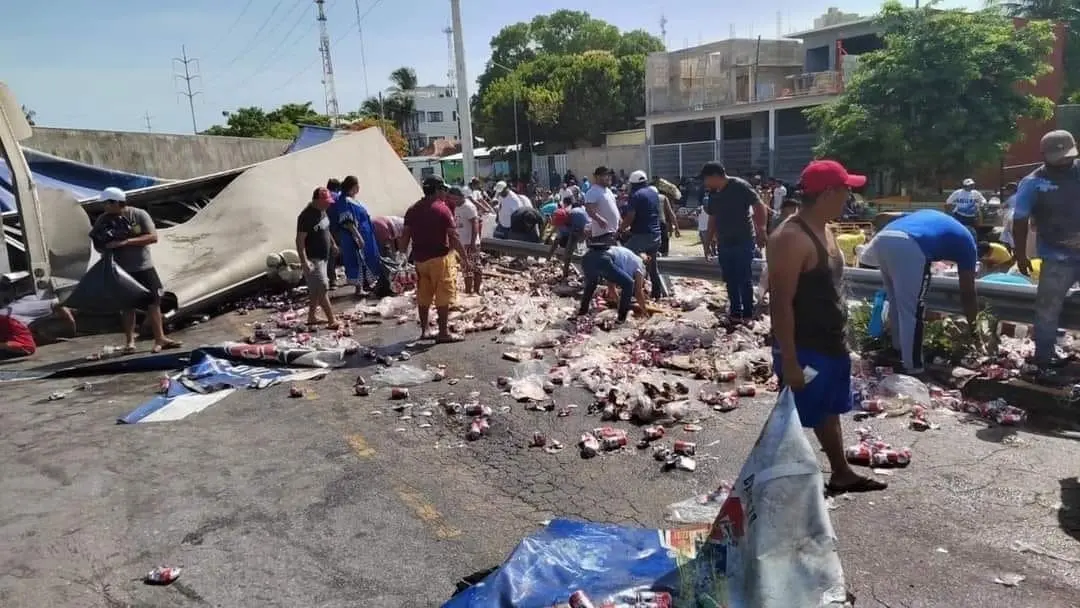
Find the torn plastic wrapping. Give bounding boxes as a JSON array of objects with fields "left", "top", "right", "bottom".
[{"left": 369, "top": 365, "right": 437, "bottom": 387}]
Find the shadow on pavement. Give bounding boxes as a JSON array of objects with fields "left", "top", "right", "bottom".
[
  {"left": 974, "top": 416, "right": 1080, "bottom": 444},
  {"left": 1061, "top": 477, "right": 1080, "bottom": 543}
]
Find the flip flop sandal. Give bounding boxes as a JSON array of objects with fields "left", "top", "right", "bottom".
[
  {"left": 121, "top": 345, "right": 137, "bottom": 354},
  {"left": 825, "top": 477, "right": 888, "bottom": 496},
  {"left": 434, "top": 334, "right": 464, "bottom": 344},
  {"left": 151, "top": 341, "right": 183, "bottom": 354}
]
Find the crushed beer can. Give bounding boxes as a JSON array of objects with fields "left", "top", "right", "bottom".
[
  {"left": 390, "top": 387, "right": 409, "bottom": 400},
  {"left": 144, "top": 566, "right": 181, "bottom": 585},
  {"left": 464, "top": 403, "right": 492, "bottom": 417},
  {"left": 736, "top": 384, "right": 756, "bottom": 397},
  {"left": 860, "top": 399, "right": 885, "bottom": 414},
  {"left": 288, "top": 385, "right": 304, "bottom": 398},
  {"left": 643, "top": 426, "right": 665, "bottom": 441},
  {"left": 466, "top": 417, "right": 490, "bottom": 441},
  {"left": 579, "top": 433, "right": 601, "bottom": 458},
  {"left": 530, "top": 431, "right": 546, "bottom": 448},
  {"left": 568, "top": 589, "right": 597, "bottom": 608},
  {"left": 716, "top": 370, "right": 737, "bottom": 382}
]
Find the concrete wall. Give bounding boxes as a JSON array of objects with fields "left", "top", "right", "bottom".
[
  {"left": 566, "top": 145, "right": 647, "bottom": 178},
  {"left": 24, "top": 127, "right": 290, "bottom": 179}
]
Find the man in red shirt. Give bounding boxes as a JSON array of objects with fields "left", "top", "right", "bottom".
[{"left": 402, "top": 176, "right": 470, "bottom": 343}]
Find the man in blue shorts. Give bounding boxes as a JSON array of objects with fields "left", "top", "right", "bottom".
[{"left": 769, "top": 160, "right": 887, "bottom": 495}]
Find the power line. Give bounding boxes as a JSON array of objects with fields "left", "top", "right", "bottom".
[
  {"left": 227, "top": 2, "right": 316, "bottom": 91},
  {"left": 268, "top": 0, "right": 384, "bottom": 96},
  {"left": 207, "top": 0, "right": 257, "bottom": 56},
  {"left": 173, "top": 45, "right": 202, "bottom": 134},
  {"left": 221, "top": 0, "right": 289, "bottom": 69}
]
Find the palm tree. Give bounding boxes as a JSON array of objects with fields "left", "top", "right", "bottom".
[{"left": 388, "top": 67, "right": 418, "bottom": 94}]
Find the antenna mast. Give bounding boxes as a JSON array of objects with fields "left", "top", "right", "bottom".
[
  {"left": 315, "top": 0, "right": 340, "bottom": 126},
  {"left": 443, "top": 25, "right": 455, "bottom": 96},
  {"left": 660, "top": 14, "right": 668, "bottom": 49}
]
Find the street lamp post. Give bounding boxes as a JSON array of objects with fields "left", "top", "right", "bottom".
[{"left": 491, "top": 61, "right": 521, "bottom": 181}]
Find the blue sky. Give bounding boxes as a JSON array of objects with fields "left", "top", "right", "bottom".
[{"left": 0, "top": 0, "right": 975, "bottom": 135}]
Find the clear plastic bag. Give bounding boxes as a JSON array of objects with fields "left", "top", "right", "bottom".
[
  {"left": 374, "top": 295, "right": 414, "bottom": 318},
  {"left": 665, "top": 483, "right": 732, "bottom": 524},
  {"left": 369, "top": 365, "right": 436, "bottom": 387},
  {"left": 874, "top": 373, "right": 930, "bottom": 407},
  {"left": 509, "top": 360, "right": 549, "bottom": 402}
]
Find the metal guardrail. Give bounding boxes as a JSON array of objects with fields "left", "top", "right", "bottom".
[{"left": 480, "top": 237, "right": 1080, "bottom": 329}]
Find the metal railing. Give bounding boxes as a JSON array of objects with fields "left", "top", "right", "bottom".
[{"left": 480, "top": 237, "right": 1080, "bottom": 329}]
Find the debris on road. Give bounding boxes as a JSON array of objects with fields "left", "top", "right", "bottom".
[
  {"left": 993, "top": 573, "right": 1026, "bottom": 587},
  {"left": 845, "top": 427, "right": 912, "bottom": 468},
  {"left": 144, "top": 566, "right": 181, "bottom": 586}
]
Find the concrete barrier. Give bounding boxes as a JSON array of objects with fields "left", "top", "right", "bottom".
[{"left": 24, "top": 127, "right": 290, "bottom": 179}]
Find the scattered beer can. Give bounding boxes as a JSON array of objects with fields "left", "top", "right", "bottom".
[
  {"left": 673, "top": 440, "right": 696, "bottom": 456},
  {"left": 466, "top": 417, "right": 489, "bottom": 441},
  {"left": 736, "top": 384, "right": 756, "bottom": 397},
  {"left": 144, "top": 566, "right": 181, "bottom": 585},
  {"left": 354, "top": 384, "right": 370, "bottom": 396},
  {"left": 530, "top": 431, "right": 546, "bottom": 448},
  {"left": 652, "top": 445, "right": 673, "bottom": 461},
  {"left": 716, "top": 370, "right": 737, "bottom": 382},
  {"left": 579, "top": 433, "right": 601, "bottom": 458},
  {"left": 860, "top": 399, "right": 885, "bottom": 414},
  {"left": 568, "top": 590, "right": 597, "bottom": 608},
  {"left": 643, "top": 426, "right": 665, "bottom": 441},
  {"left": 288, "top": 385, "right": 304, "bottom": 398},
  {"left": 464, "top": 403, "right": 492, "bottom": 417},
  {"left": 390, "top": 387, "right": 410, "bottom": 400},
  {"left": 600, "top": 434, "right": 627, "bottom": 451}
]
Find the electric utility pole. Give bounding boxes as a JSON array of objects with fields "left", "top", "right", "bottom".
[
  {"left": 173, "top": 45, "right": 202, "bottom": 134},
  {"left": 144, "top": 111, "right": 154, "bottom": 133}
]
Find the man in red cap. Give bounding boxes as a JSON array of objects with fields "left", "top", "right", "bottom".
[{"left": 768, "top": 159, "right": 887, "bottom": 495}]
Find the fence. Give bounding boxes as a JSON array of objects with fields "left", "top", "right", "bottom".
[
  {"left": 648, "top": 134, "right": 816, "bottom": 183},
  {"left": 565, "top": 145, "right": 647, "bottom": 179}
]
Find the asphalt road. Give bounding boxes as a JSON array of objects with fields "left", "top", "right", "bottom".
[{"left": 0, "top": 297, "right": 1079, "bottom": 608}]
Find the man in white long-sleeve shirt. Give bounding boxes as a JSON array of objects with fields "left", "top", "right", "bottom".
[
  {"left": 946, "top": 178, "right": 986, "bottom": 228},
  {"left": 493, "top": 181, "right": 522, "bottom": 238}
]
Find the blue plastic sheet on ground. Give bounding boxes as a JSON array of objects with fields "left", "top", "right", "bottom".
[
  {"left": 119, "top": 350, "right": 326, "bottom": 424},
  {"left": 443, "top": 518, "right": 718, "bottom": 608}
]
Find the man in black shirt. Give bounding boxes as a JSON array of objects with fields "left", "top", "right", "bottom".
[
  {"left": 508, "top": 206, "right": 544, "bottom": 243},
  {"left": 296, "top": 187, "right": 339, "bottom": 328},
  {"left": 702, "top": 161, "right": 768, "bottom": 321}
]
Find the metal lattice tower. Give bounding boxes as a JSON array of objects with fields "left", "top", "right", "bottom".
[
  {"left": 660, "top": 15, "right": 668, "bottom": 49},
  {"left": 315, "top": 0, "right": 340, "bottom": 126},
  {"left": 443, "top": 25, "right": 455, "bottom": 96}
]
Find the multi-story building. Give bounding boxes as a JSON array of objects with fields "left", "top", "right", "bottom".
[
  {"left": 404, "top": 85, "right": 460, "bottom": 152},
  {"left": 644, "top": 14, "right": 1065, "bottom": 188}
]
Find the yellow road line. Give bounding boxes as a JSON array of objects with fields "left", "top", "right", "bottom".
[
  {"left": 395, "top": 485, "right": 462, "bottom": 540},
  {"left": 345, "top": 433, "right": 375, "bottom": 458}
]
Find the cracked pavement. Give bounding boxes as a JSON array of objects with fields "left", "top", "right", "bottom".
[{"left": 0, "top": 304, "right": 1078, "bottom": 607}]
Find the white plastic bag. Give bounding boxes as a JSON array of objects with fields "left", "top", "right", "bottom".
[
  {"left": 509, "top": 360, "right": 549, "bottom": 402},
  {"left": 704, "top": 387, "right": 848, "bottom": 607}
]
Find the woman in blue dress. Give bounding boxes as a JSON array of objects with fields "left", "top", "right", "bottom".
[{"left": 334, "top": 176, "right": 384, "bottom": 296}]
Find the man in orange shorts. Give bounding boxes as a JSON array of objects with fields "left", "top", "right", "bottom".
[{"left": 402, "top": 176, "right": 471, "bottom": 343}]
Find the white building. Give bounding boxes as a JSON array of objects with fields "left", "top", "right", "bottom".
[{"left": 404, "top": 85, "right": 460, "bottom": 151}]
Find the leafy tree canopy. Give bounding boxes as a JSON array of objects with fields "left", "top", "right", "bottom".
[
  {"left": 200, "top": 102, "right": 407, "bottom": 157},
  {"left": 806, "top": 1, "right": 1055, "bottom": 185},
  {"left": 992, "top": 0, "right": 1080, "bottom": 97},
  {"left": 474, "top": 10, "right": 664, "bottom": 148},
  {"left": 358, "top": 67, "right": 419, "bottom": 141}
]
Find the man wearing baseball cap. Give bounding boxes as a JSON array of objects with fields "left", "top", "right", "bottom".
[
  {"left": 769, "top": 159, "right": 886, "bottom": 495},
  {"left": 296, "top": 186, "right": 340, "bottom": 329},
  {"left": 1013, "top": 129, "right": 1080, "bottom": 379},
  {"left": 493, "top": 180, "right": 522, "bottom": 239},
  {"left": 945, "top": 177, "right": 985, "bottom": 228},
  {"left": 619, "top": 169, "right": 666, "bottom": 298}
]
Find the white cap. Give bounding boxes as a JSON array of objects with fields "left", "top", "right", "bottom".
[
  {"left": 494, "top": 180, "right": 508, "bottom": 193},
  {"left": 628, "top": 170, "right": 648, "bottom": 184},
  {"left": 962, "top": 178, "right": 975, "bottom": 187},
  {"left": 99, "top": 186, "right": 126, "bottom": 203}
]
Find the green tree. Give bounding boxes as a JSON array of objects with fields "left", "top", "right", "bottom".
[
  {"left": 991, "top": 0, "right": 1080, "bottom": 98},
  {"left": 202, "top": 102, "right": 330, "bottom": 139},
  {"left": 341, "top": 118, "right": 408, "bottom": 157},
  {"left": 21, "top": 105, "right": 35, "bottom": 126},
  {"left": 474, "top": 11, "right": 663, "bottom": 147},
  {"left": 806, "top": 2, "right": 1055, "bottom": 187}
]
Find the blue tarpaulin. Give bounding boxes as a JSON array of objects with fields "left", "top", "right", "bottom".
[
  {"left": 0, "top": 148, "right": 163, "bottom": 212},
  {"left": 442, "top": 518, "right": 715, "bottom": 608},
  {"left": 287, "top": 125, "right": 337, "bottom": 153}
]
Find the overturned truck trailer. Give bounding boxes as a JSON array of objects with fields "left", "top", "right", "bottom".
[{"left": 0, "top": 82, "right": 421, "bottom": 317}]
